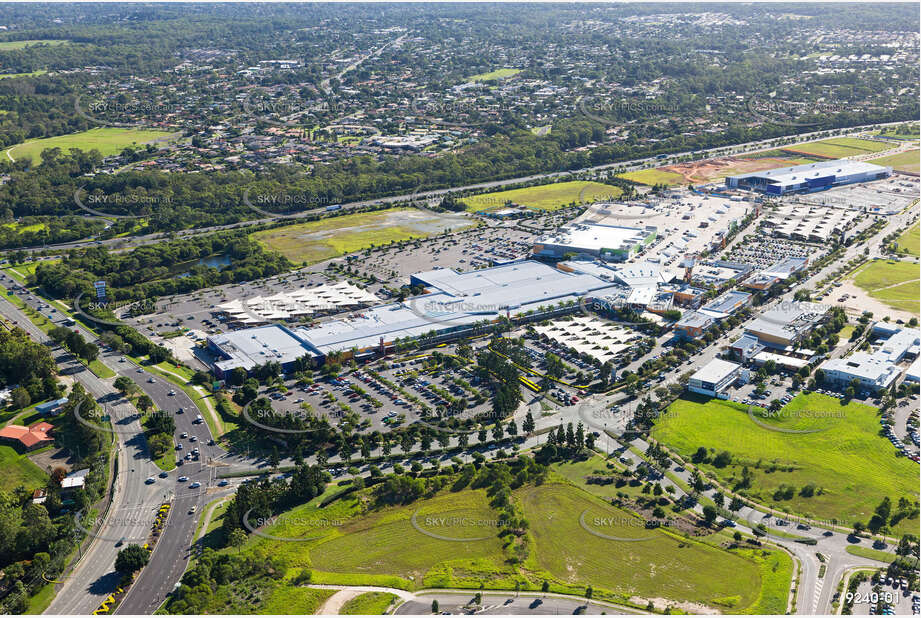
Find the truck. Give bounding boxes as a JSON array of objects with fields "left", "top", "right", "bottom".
[{"left": 325, "top": 204, "right": 342, "bottom": 212}]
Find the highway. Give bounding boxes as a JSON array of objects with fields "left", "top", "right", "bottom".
[{"left": 14, "top": 121, "right": 908, "bottom": 257}]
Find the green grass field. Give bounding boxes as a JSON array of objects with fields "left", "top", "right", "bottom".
[
  {"left": 5, "top": 128, "right": 175, "bottom": 164},
  {"left": 252, "top": 208, "right": 474, "bottom": 264},
  {"left": 259, "top": 586, "right": 335, "bottom": 614},
  {"left": 2, "top": 222, "right": 48, "bottom": 233},
  {"left": 2, "top": 259, "right": 57, "bottom": 283},
  {"left": 897, "top": 223, "right": 920, "bottom": 256},
  {"left": 870, "top": 149, "right": 920, "bottom": 174},
  {"left": 468, "top": 68, "right": 520, "bottom": 82},
  {"left": 617, "top": 168, "right": 687, "bottom": 186},
  {"left": 88, "top": 359, "right": 115, "bottom": 379},
  {"left": 0, "top": 445, "right": 47, "bottom": 492},
  {"left": 339, "top": 592, "right": 398, "bottom": 614},
  {"left": 782, "top": 137, "right": 892, "bottom": 159},
  {"left": 652, "top": 394, "right": 920, "bottom": 535},
  {"left": 852, "top": 260, "right": 920, "bottom": 315},
  {"left": 0, "top": 40, "right": 68, "bottom": 50},
  {"left": 239, "top": 480, "right": 788, "bottom": 613},
  {"left": 0, "top": 70, "right": 47, "bottom": 80},
  {"left": 519, "top": 482, "right": 786, "bottom": 612},
  {"left": 460, "top": 181, "right": 623, "bottom": 212},
  {"left": 845, "top": 545, "right": 897, "bottom": 563}
]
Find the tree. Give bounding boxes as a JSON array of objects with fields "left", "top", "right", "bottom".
[
  {"left": 114, "top": 376, "right": 136, "bottom": 395},
  {"left": 147, "top": 433, "right": 173, "bottom": 458},
  {"left": 10, "top": 387, "right": 30, "bottom": 410},
  {"left": 115, "top": 544, "right": 149, "bottom": 574},
  {"left": 702, "top": 505, "right": 718, "bottom": 526},
  {"left": 522, "top": 412, "right": 535, "bottom": 434},
  {"left": 228, "top": 528, "right": 247, "bottom": 553},
  {"left": 492, "top": 423, "right": 504, "bottom": 441},
  {"left": 136, "top": 394, "right": 153, "bottom": 413}
]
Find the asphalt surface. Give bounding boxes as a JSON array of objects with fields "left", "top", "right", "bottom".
[
  {"left": 0, "top": 295, "right": 164, "bottom": 615},
  {"left": 396, "top": 591, "right": 641, "bottom": 615},
  {"left": 112, "top": 357, "right": 225, "bottom": 615}
]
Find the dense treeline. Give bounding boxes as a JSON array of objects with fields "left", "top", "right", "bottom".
[
  {"left": 220, "top": 464, "right": 329, "bottom": 539},
  {"left": 33, "top": 230, "right": 292, "bottom": 301},
  {"left": 0, "top": 384, "right": 108, "bottom": 613},
  {"left": 2, "top": 90, "right": 917, "bottom": 246},
  {"left": 0, "top": 327, "right": 60, "bottom": 405}
]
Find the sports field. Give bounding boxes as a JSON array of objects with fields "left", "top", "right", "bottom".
[
  {"left": 5, "top": 128, "right": 176, "bottom": 164},
  {"left": 869, "top": 149, "right": 921, "bottom": 174},
  {"left": 460, "top": 181, "right": 622, "bottom": 212},
  {"left": 251, "top": 207, "right": 474, "bottom": 264},
  {"left": 468, "top": 68, "right": 520, "bottom": 82},
  {"left": 616, "top": 168, "right": 686, "bottom": 186},
  {"left": 781, "top": 137, "right": 892, "bottom": 159},
  {"left": 652, "top": 394, "right": 920, "bottom": 535},
  {"left": 0, "top": 445, "right": 47, "bottom": 492},
  {"left": 896, "top": 223, "right": 920, "bottom": 256},
  {"left": 0, "top": 39, "right": 68, "bottom": 50},
  {"left": 852, "top": 259, "right": 920, "bottom": 316},
  {"left": 244, "top": 481, "right": 788, "bottom": 612}
]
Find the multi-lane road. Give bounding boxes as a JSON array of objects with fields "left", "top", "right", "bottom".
[{"left": 0, "top": 275, "right": 224, "bottom": 614}]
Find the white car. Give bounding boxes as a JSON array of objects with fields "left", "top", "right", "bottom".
[
  {"left": 178, "top": 476, "right": 189, "bottom": 482},
  {"left": 168, "top": 390, "right": 176, "bottom": 396}
]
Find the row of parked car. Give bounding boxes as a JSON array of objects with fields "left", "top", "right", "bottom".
[
  {"left": 881, "top": 415, "right": 920, "bottom": 463},
  {"left": 530, "top": 338, "right": 596, "bottom": 373}
]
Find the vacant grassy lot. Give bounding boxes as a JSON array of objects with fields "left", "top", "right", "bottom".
[
  {"left": 461, "top": 181, "right": 623, "bottom": 212},
  {"left": 0, "top": 39, "right": 68, "bottom": 50},
  {"left": 2, "top": 222, "right": 48, "bottom": 234},
  {"left": 0, "top": 445, "right": 47, "bottom": 492},
  {"left": 870, "top": 149, "right": 920, "bottom": 174},
  {"left": 339, "top": 592, "right": 398, "bottom": 614},
  {"left": 852, "top": 260, "right": 920, "bottom": 316},
  {"left": 306, "top": 489, "right": 508, "bottom": 586},
  {"left": 0, "top": 70, "right": 48, "bottom": 80},
  {"left": 5, "top": 128, "right": 175, "bottom": 164},
  {"left": 652, "top": 394, "right": 920, "bottom": 535},
  {"left": 242, "top": 481, "right": 786, "bottom": 612},
  {"left": 468, "top": 68, "right": 520, "bottom": 82},
  {"left": 617, "top": 168, "right": 686, "bottom": 186},
  {"left": 896, "top": 223, "right": 920, "bottom": 256},
  {"left": 259, "top": 586, "right": 334, "bottom": 614},
  {"left": 520, "top": 483, "right": 767, "bottom": 610},
  {"left": 252, "top": 208, "right": 474, "bottom": 264},
  {"left": 782, "top": 137, "right": 892, "bottom": 159}
]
